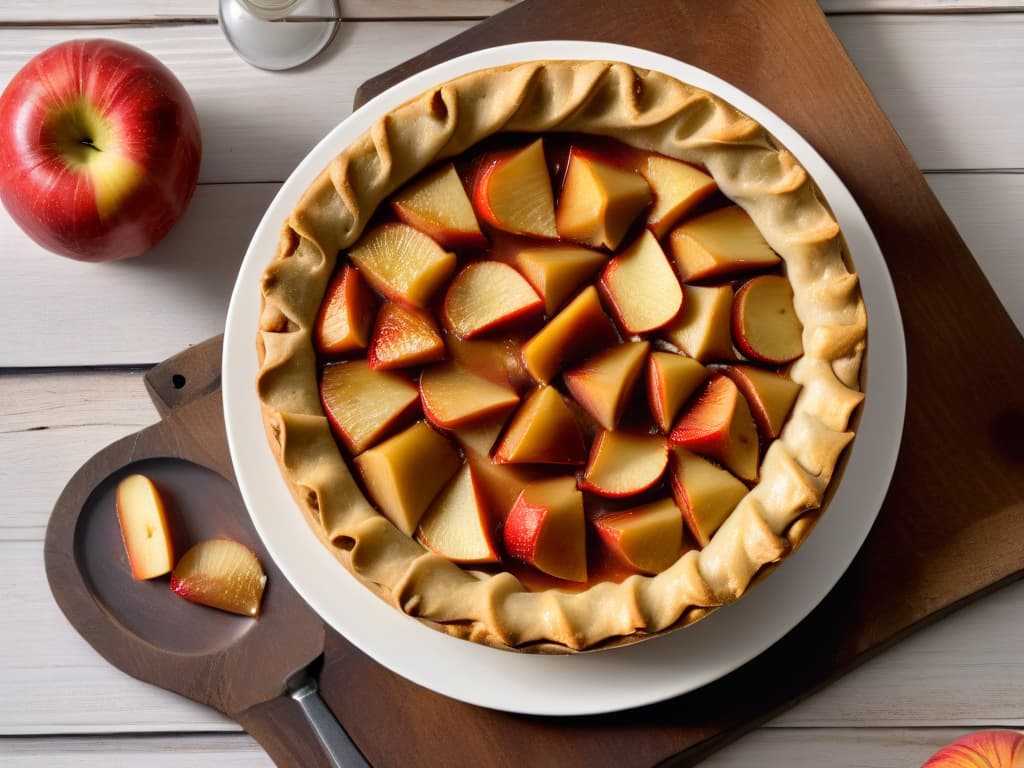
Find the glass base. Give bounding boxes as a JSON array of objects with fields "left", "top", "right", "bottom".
[{"left": 219, "top": 0, "right": 340, "bottom": 71}]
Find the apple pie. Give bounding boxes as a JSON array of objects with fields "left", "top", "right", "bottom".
[{"left": 255, "top": 60, "right": 867, "bottom": 651}]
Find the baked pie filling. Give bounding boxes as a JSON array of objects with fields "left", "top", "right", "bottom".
[{"left": 256, "top": 61, "right": 867, "bottom": 651}]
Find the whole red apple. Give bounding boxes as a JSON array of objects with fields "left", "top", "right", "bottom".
[{"left": 0, "top": 39, "right": 201, "bottom": 262}]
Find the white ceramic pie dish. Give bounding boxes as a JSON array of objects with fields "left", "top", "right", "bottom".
[{"left": 223, "top": 40, "right": 906, "bottom": 716}]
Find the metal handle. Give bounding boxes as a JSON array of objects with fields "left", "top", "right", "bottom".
[{"left": 289, "top": 677, "right": 371, "bottom": 768}]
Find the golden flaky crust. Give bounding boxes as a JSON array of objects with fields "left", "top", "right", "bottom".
[{"left": 255, "top": 60, "right": 866, "bottom": 651}]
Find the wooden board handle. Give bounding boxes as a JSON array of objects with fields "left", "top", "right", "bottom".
[{"left": 144, "top": 335, "right": 224, "bottom": 418}]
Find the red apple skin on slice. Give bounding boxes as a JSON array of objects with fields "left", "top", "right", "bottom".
[
  {"left": 593, "top": 497, "right": 683, "bottom": 575},
  {"left": 314, "top": 264, "right": 378, "bottom": 356},
  {"left": 598, "top": 229, "right": 683, "bottom": 334},
  {"left": 722, "top": 365, "right": 802, "bottom": 440},
  {"left": 563, "top": 341, "right": 649, "bottom": 432},
  {"left": 503, "top": 476, "right": 587, "bottom": 583},
  {"left": 668, "top": 447, "right": 748, "bottom": 547},
  {"left": 442, "top": 260, "right": 543, "bottom": 339},
  {"left": 320, "top": 360, "right": 420, "bottom": 455},
  {"left": 669, "top": 373, "right": 759, "bottom": 483},
  {"left": 580, "top": 430, "right": 669, "bottom": 498},
  {"left": 731, "top": 274, "right": 804, "bottom": 364},
  {"left": 640, "top": 155, "right": 718, "bottom": 239},
  {"left": 415, "top": 465, "right": 500, "bottom": 564},
  {"left": 170, "top": 539, "right": 267, "bottom": 617},
  {"left": 419, "top": 363, "right": 520, "bottom": 430},
  {"left": 115, "top": 473, "right": 174, "bottom": 580},
  {"left": 367, "top": 302, "right": 445, "bottom": 370},
  {"left": 472, "top": 139, "right": 558, "bottom": 238},
  {"left": 347, "top": 222, "right": 456, "bottom": 308},
  {"left": 668, "top": 205, "right": 780, "bottom": 282},
  {"left": 493, "top": 385, "right": 587, "bottom": 465},
  {"left": 514, "top": 244, "right": 607, "bottom": 315},
  {"left": 646, "top": 351, "right": 709, "bottom": 433},
  {"left": 390, "top": 162, "right": 486, "bottom": 249}
]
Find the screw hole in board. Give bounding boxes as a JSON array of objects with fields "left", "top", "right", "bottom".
[{"left": 172, "top": 374, "right": 187, "bottom": 390}]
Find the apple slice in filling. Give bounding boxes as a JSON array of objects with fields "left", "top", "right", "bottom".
[
  {"left": 668, "top": 205, "right": 780, "bottom": 282},
  {"left": 722, "top": 365, "right": 802, "bottom": 440},
  {"left": 731, "top": 274, "right": 804, "bottom": 364},
  {"left": 347, "top": 222, "right": 456, "bottom": 308},
  {"left": 390, "top": 162, "right": 486, "bottom": 249},
  {"left": 472, "top": 139, "right": 557, "bottom": 238},
  {"left": 640, "top": 155, "right": 718, "bottom": 239},
  {"left": 367, "top": 302, "right": 445, "bottom": 370},
  {"left": 314, "top": 264, "right": 378, "bottom": 356},
  {"left": 598, "top": 229, "right": 683, "bottom": 334},
  {"left": 493, "top": 385, "right": 587, "bottom": 465},
  {"left": 593, "top": 497, "right": 683, "bottom": 575},
  {"left": 320, "top": 360, "right": 420, "bottom": 454},
  {"left": 420, "top": 363, "right": 520, "bottom": 430},
  {"left": 514, "top": 244, "right": 607, "bottom": 315},
  {"left": 503, "top": 476, "right": 587, "bottom": 582},
  {"left": 442, "top": 261, "right": 543, "bottom": 339},
  {"left": 661, "top": 284, "right": 735, "bottom": 363},
  {"left": 563, "top": 341, "right": 649, "bottom": 432},
  {"left": 646, "top": 351, "right": 708, "bottom": 433},
  {"left": 668, "top": 447, "right": 749, "bottom": 547},
  {"left": 416, "top": 465, "right": 500, "bottom": 564},
  {"left": 580, "top": 430, "right": 669, "bottom": 498}
]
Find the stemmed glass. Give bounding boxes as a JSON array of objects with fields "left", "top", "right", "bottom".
[{"left": 218, "top": 0, "right": 341, "bottom": 71}]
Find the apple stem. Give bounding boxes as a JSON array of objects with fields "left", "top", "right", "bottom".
[{"left": 79, "top": 137, "right": 101, "bottom": 152}]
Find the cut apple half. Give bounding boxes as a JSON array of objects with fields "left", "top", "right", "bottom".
[
  {"left": 668, "top": 447, "right": 748, "bottom": 547},
  {"left": 722, "top": 365, "right": 802, "bottom": 440},
  {"left": 580, "top": 429, "right": 669, "bottom": 498},
  {"left": 442, "top": 260, "right": 543, "bottom": 339},
  {"left": 640, "top": 154, "right": 718, "bottom": 239},
  {"left": 646, "top": 351, "right": 709, "bottom": 433},
  {"left": 390, "top": 162, "right": 486, "bottom": 249},
  {"left": 320, "top": 360, "right": 420, "bottom": 454},
  {"left": 420, "top": 363, "right": 520, "bottom": 430},
  {"left": 598, "top": 229, "right": 683, "bottom": 334},
  {"left": 668, "top": 205, "right": 780, "bottom": 282},
  {"left": 563, "top": 341, "right": 649, "bottom": 432},
  {"left": 669, "top": 373, "right": 760, "bottom": 483},
  {"left": 115, "top": 473, "right": 174, "bottom": 580},
  {"left": 170, "top": 539, "right": 267, "bottom": 617},
  {"left": 347, "top": 222, "right": 456, "bottom": 308},
  {"left": 555, "top": 147, "right": 651, "bottom": 250},
  {"left": 593, "top": 497, "right": 683, "bottom": 575},
  {"left": 493, "top": 385, "right": 587, "bottom": 465},
  {"left": 472, "top": 139, "right": 557, "bottom": 238},
  {"left": 367, "top": 302, "right": 445, "bottom": 370},
  {"left": 314, "top": 264, "right": 378, "bottom": 356},
  {"left": 514, "top": 244, "right": 607, "bottom": 315},
  {"left": 661, "top": 283, "right": 735, "bottom": 363},
  {"left": 416, "top": 465, "right": 500, "bottom": 564},
  {"left": 731, "top": 274, "right": 804, "bottom": 364},
  {"left": 503, "top": 476, "right": 587, "bottom": 582}
]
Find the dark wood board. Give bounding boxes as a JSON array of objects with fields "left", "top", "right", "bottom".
[{"left": 47, "top": 0, "right": 1024, "bottom": 766}]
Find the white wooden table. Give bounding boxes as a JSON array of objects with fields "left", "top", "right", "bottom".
[{"left": 1, "top": 2, "right": 1021, "bottom": 766}]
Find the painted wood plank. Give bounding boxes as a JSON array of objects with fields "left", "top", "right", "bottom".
[{"left": 0, "top": 734, "right": 270, "bottom": 767}]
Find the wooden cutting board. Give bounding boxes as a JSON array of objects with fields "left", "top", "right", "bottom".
[{"left": 51, "top": 0, "right": 1024, "bottom": 766}]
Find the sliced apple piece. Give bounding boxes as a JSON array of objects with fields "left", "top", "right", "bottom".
[
  {"left": 447, "top": 335, "right": 527, "bottom": 390},
  {"left": 353, "top": 421, "right": 461, "bottom": 535},
  {"left": 646, "top": 351, "right": 709, "bottom": 433},
  {"left": 669, "top": 373, "right": 759, "bottom": 482},
  {"left": 320, "top": 360, "right": 420, "bottom": 454},
  {"left": 472, "top": 139, "right": 557, "bottom": 238},
  {"left": 563, "top": 341, "right": 649, "bottom": 431},
  {"left": 593, "top": 498, "right": 683, "bottom": 575},
  {"left": 731, "top": 274, "right": 804, "bottom": 364},
  {"left": 115, "top": 473, "right": 174, "bottom": 580},
  {"left": 520, "top": 285, "right": 619, "bottom": 384},
  {"left": 464, "top": 449, "right": 547, "bottom": 522},
  {"left": 367, "top": 302, "right": 445, "bottom": 370},
  {"left": 668, "top": 205, "right": 780, "bottom": 282},
  {"left": 640, "top": 155, "right": 718, "bottom": 238},
  {"left": 514, "top": 244, "right": 607, "bottom": 315},
  {"left": 170, "top": 539, "right": 267, "bottom": 617},
  {"left": 390, "top": 162, "right": 486, "bottom": 249},
  {"left": 415, "top": 465, "right": 500, "bottom": 564},
  {"left": 598, "top": 229, "right": 683, "bottom": 334},
  {"left": 661, "top": 284, "right": 735, "bottom": 362},
  {"left": 442, "top": 260, "right": 543, "bottom": 339},
  {"left": 555, "top": 148, "right": 651, "bottom": 249},
  {"left": 668, "top": 447, "right": 749, "bottom": 547},
  {"left": 314, "top": 264, "right": 378, "bottom": 356},
  {"left": 503, "top": 476, "right": 587, "bottom": 582},
  {"left": 723, "top": 365, "right": 802, "bottom": 439},
  {"left": 580, "top": 430, "right": 668, "bottom": 498},
  {"left": 347, "top": 222, "right": 456, "bottom": 308},
  {"left": 420, "top": 363, "right": 520, "bottom": 429},
  {"left": 493, "top": 386, "right": 587, "bottom": 465}
]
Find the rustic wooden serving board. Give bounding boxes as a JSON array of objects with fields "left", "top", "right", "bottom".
[{"left": 48, "top": 0, "right": 1024, "bottom": 766}]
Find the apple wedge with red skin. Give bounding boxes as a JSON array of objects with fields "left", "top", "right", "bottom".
[
  {"left": 503, "top": 476, "right": 587, "bottom": 583},
  {"left": 668, "top": 447, "right": 748, "bottom": 547},
  {"left": 514, "top": 244, "right": 607, "bottom": 315},
  {"left": 555, "top": 147, "right": 651, "bottom": 250},
  {"left": 367, "top": 302, "right": 445, "bottom": 370},
  {"left": 563, "top": 341, "right": 649, "bottom": 432},
  {"left": 472, "top": 139, "right": 558, "bottom": 238},
  {"left": 598, "top": 229, "right": 683, "bottom": 334},
  {"left": 416, "top": 464, "right": 500, "bottom": 564},
  {"left": 668, "top": 205, "right": 780, "bottom": 282},
  {"left": 640, "top": 155, "right": 718, "bottom": 239},
  {"left": 390, "top": 162, "right": 486, "bottom": 249},
  {"left": 731, "top": 274, "right": 804, "bottom": 364},
  {"left": 646, "top": 351, "right": 709, "bottom": 433},
  {"left": 420, "top": 363, "right": 520, "bottom": 430},
  {"left": 442, "top": 261, "right": 543, "bottom": 339},
  {"left": 493, "top": 385, "right": 587, "bottom": 465},
  {"left": 669, "top": 373, "right": 760, "bottom": 483},
  {"left": 347, "top": 222, "right": 456, "bottom": 308},
  {"left": 315, "top": 264, "right": 378, "bottom": 356},
  {"left": 170, "top": 539, "right": 267, "bottom": 617},
  {"left": 661, "top": 284, "right": 735, "bottom": 363},
  {"left": 723, "top": 365, "right": 802, "bottom": 440},
  {"left": 580, "top": 429, "right": 669, "bottom": 498},
  {"left": 320, "top": 360, "right": 420, "bottom": 455},
  {"left": 115, "top": 473, "right": 174, "bottom": 580},
  {"left": 593, "top": 497, "right": 683, "bottom": 575}
]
